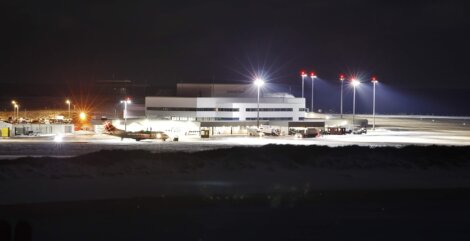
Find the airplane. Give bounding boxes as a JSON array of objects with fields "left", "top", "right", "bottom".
[{"left": 103, "top": 121, "right": 169, "bottom": 141}]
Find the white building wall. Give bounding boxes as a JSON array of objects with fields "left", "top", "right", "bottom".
[
  {"left": 6, "top": 123, "right": 74, "bottom": 136},
  {"left": 145, "top": 97, "right": 306, "bottom": 121}
]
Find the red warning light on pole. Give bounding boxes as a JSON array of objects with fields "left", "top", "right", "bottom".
[
  {"left": 300, "top": 71, "right": 307, "bottom": 77},
  {"left": 339, "top": 74, "right": 345, "bottom": 81},
  {"left": 310, "top": 72, "right": 316, "bottom": 78}
]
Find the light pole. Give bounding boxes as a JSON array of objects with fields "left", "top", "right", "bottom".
[
  {"left": 371, "top": 76, "right": 378, "bottom": 130},
  {"left": 339, "top": 74, "right": 345, "bottom": 118},
  {"left": 254, "top": 78, "right": 265, "bottom": 129},
  {"left": 351, "top": 79, "right": 360, "bottom": 130},
  {"left": 65, "top": 100, "right": 71, "bottom": 121},
  {"left": 11, "top": 101, "right": 19, "bottom": 121},
  {"left": 301, "top": 71, "right": 307, "bottom": 99},
  {"left": 11, "top": 101, "right": 16, "bottom": 121},
  {"left": 14, "top": 104, "right": 19, "bottom": 121},
  {"left": 310, "top": 72, "right": 317, "bottom": 113},
  {"left": 120, "top": 98, "right": 132, "bottom": 132}
]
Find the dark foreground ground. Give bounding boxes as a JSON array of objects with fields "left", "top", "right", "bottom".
[
  {"left": 1, "top": 189, "right": 470, "bottom": 241},
  {"left": 1, "top": 145, "right": 470, "bottom": 240}
]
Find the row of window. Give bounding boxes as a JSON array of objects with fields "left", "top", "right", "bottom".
[
  {"left": 246, "top": 117, "right": 293, "bottom": 121},
  {"left": 217, "top": 108, "right": 240, "bottom": 112},
  {"left": 148, "top": 107, "right": 302, "bottom": 112},
  {"left": 169, "top": 116, "right": 241, "bottom": 121},
  {"left": 166, "top": 116, "right": 293, "bottom": 121},
  {"left": 148, "top": 107, "right": 216, "bottom": 112},
  {"left": 215, "top": 117, "right": 240, "bottom": 121},
  {"left": 245, "top": 108, "right": 293, "bottom": 112}
]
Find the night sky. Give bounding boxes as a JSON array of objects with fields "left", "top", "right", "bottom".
[{"left": 1, "top": 0, "right": 470, "bottom": 90}]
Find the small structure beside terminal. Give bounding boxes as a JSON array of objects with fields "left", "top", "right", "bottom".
[{"left": 0, "top": 121, "right": 74, "bottom": 137}]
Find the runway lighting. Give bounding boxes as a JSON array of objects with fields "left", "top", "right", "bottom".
[
  {"left": 300, "top": 71, "right": 307, "bottom": 98},
  {"left": 371, "top": 76, "right": 379, "bottom": 130},
  {"left": 351, "top": 78, "right": 361, "bottom": 129},
  {"left": 310, "top": 72, "right": 317, "bottom": 113},
  {"left": 339, "top": 74, "right": 345, "bottom": 118},
  {"left": 254, "top": 78, "right": 265, "bottom": 128},
  {"left": 120, "top": 98, "right": 132, "bottom": 132}
]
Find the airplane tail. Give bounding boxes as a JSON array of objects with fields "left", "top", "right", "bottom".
[{"left": 103, "top": 121, "right": 119, "bottom": 133}]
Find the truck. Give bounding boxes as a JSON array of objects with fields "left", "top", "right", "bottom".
[
  {"left": 248, "top": 125, "right": 281, "bottom": 137},
  {"left": 294, "top": 127, "right": 320, "bottom": 138},
  {"left": 322, "top": 127, "right": 347, "bottom": 135}
]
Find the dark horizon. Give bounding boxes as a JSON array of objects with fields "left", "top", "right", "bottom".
[
  {"left": 2, "top": 81, "right": 470, "bottom": 116},
  {"left": 2, "top": 0, "right": 470, "bottom": 90}
]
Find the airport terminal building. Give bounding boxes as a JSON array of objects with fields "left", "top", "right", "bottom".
[
  {"left": 120, "top": 83, "right": 320, "bottom": 136},
  {"left": 146, "top": 83, "right": 305, "bottom": 121},
  {"left": 145, "top": 96, "right": 305, "bottom": 122}
]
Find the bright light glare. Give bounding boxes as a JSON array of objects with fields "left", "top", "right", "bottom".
[
  {"left": 254, "top": 78, "right": 265, "bottom": 87},
  {"left": 66, "top": 100, "right": 71, "bottom": 104},
  {"left": 54, "top": 134, "right": 63, "bottom": 142},
  {"left": 351, "top": 79, "right": 361, "bottom": 87},
  {"left": 121, "top": 98, "right": 132, "bottom": 104},
  {"left": 79, "top": 112, "right": 87, "bottom": 120}
]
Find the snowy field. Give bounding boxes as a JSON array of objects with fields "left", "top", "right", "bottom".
[
  {"left": 1, "top": 128, "right": 470, "bottom": 159},
  {"left": 1, "top": 116, "right": 470, "bottom": 204},
  {"left": 2, "top": 117, "right": 470, "bottom": 240},
  {"left": 1, "top": 144, "right": 470, "bottom": 204}
]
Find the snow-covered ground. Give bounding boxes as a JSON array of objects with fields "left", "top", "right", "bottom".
[
  {"left": 1, "top": 144, "right": 470, "bottom": 205},
  {"left": 1, "top": 127, "right": 470, "bottom": 159},
  {"left": 1, "top": 117, "right": 470, "bottom": 205}
]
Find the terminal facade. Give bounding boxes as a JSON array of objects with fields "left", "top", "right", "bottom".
[
  {"left": 118, "top": 83, "right": 319, "bottom": 136},
  {"left": 145, "top": 83, "right": 305, "bottom": 122}
]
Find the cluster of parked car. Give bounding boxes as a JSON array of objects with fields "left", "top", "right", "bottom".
[
  {"left": 248, "top": 125, "right": 368, "bottom": 139},
  {"left": 293, "top": 126, "right": 368, "bottom": 138}
]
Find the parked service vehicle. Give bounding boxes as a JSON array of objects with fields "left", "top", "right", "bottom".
[
  {"left": 294, "top": 127, "right": 320, "bottom": 138},
  {"left": 248, "top": 125, "right": 281, "bottom": 137},
  {"left": 248, "top": 128, "right": 265, "bottom": 137},
  {"left": 259, "top": 125, "right": 280, "bottom": 136},
  {"left": 200, "top": 129, "right": 210, "bottom": 138},
  {"left": 322, "top": 127, "right": 347, "bottom": 135},
  {"left": 353, "top": 127, "right": 367, "bottom": 134}
]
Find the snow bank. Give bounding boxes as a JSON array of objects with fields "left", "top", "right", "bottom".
[
  {"left": 1, "top": 145, "right": 469, "bottom": 179},
  {"left": 1, "top": 145, "right": 470, "bottom": 204}
]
